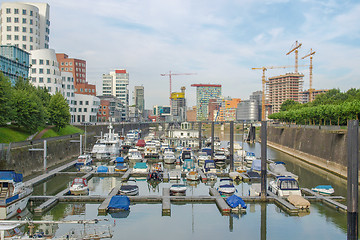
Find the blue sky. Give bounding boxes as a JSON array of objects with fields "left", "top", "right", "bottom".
[{"left": 16, "top": 0, "right": 360, "bottom": 108}]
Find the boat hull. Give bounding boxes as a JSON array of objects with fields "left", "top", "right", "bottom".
[{"left": 0, "top": 193, "right": 31, "bottom": 220}]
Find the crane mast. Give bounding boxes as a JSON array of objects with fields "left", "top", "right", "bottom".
[
  {"left": 286, "top": 41, "right": 302, "bottom": 73},
  {"left": 302, "top": 49, "right": 316, "bottom": 102}
]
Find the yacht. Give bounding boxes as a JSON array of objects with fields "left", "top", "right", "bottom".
[{"left": 91, "top": 123, "right": 122, "bottom": 159}]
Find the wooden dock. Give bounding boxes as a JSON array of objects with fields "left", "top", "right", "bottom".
[
  {"left": 98, "top": 187, "right": 120, "bottom": 215},
  {"left": 267, "top": 191, "right": 299, "bottom": 214},
  {"left": 163, "top": 169, "right": 169, "bottom": 182},
  {"left": 121, "top": 169, "right": 132, "bottom": 181},
  {"left": 209, "top": 188, "right": 230, "bottom": 214},
  {"left": 162, "top": 188, "right": 171, "bottom": 216},
  {"left": 302, "top": 188, "right": 347, "bottom": 212},
  {"left": 197, "top": 168, "right": 207, "bottom": 182}
]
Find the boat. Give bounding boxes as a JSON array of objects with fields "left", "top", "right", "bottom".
[
  {"left": 186, "top": 170, "right": 199, "bottom": 181},
  {"left": 226, "top": 194, "right": 247, "bottom": 213},
  {"left": 311, "top": 185, "right": 335, "bottom": 195},
  {"left": 0, "top": 222, "right": 25, "bottom": 239},
  {"left": 75, "top": 154, "right": 93, "bottom": 167},
  {"left": 132, "top": 162, "right": 149, "bottom": 174},
  {"left": 69, "top": 177, "right": 89, "bottom": 195},
  {"left": 97, "top": 165, "right": 109, "bottom": 173},
  {"left": 268, "top": 161, "right": 298, "bottom": 180},
  {"left": 197, "top": 152, "right": 210, "bottom": 165},
  {"left": 127, "top": 149, "right": 143, "bottom": 161},
  {"left": 287, "top": 195, "right": 310, "bottom": 209},
  {"left": 245, "top": 152, "right": 256, "bottom": 167},
  {"left": 79, "top": 165, "right": 94, "bottom": 172},
  {"left": 114, "top": 157, "right": 128, "bottom": 172},
  {"left": 249, "top": 183, "right": 261, "bottom": 197},
  {"left": 180, "top": 148, "right": 193, "bottom": 164},
  {"left": 163, "top": 151, "right": 177, "bottom": 164},
  {"left": 246, "top": 171, "right": 261, "bottom": 181},
  {"left": 250, "top": 159, "right": 261, "bottom": 173},
  {"left": 108, "top": 195, "right": 130, "bottom": 211},
  {"left": 206, "top": 172, "right": 217, "bottom": 181},
  {"left": 170, "top": 184, "right": 187, "bottom": 195},
  {"left": 0, "top": 171, "right": 33, "bottom": 220},
  {"left": 144, "top": 142, "right": 159, "bottom": 158},
  {"left": 268, "top": 176, "right": 301, "bottom": 197},
  {"left": 160, "top": 142, "right": 170, "bottom": 153},
  {"left": 135, "top": 139, "right": 146, "bottom": 151},
  {"left": 169, "top": 170, "right": 181, "bottom": 180},
  {"left": 217, "top": 178, "right": 236, "bottom": 195},
  {"left": 229, "top": 171, "right": 242, "bottom": 181},
  {"left": 213, "top": 150, "right": 227, "bottom": 164},
  {"left": 183, "top": 159, "right": 195, "bottom": 172},
  {"left": 91, "top": 123, "right": 122, "bottom": 159},
  {"left": 147, "top": 170, "right": 163, "bottom": 181},
  {"left": 118, "top": 179, "right": 139, "bottom": 196},
  {"left": 203, "top": 160, "right": 216, "bottom": 174}
]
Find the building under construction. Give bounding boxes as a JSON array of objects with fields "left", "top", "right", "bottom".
[{"left": 266, "top": 72, "right": 304, "bottom": 114}]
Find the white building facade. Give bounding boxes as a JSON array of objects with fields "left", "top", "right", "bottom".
[{"left": 0, "top": 2, "right": 50, "bottom": 51}]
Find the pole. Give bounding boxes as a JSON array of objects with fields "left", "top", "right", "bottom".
[
  {"left": 261, "top": 121, "right": 267, "bottom": 200},
  {"left": 230, "top": 121, "right": 234, "bottom": 172},
  {"left": 43, "top": 140, "right": 47, "bottom": 173},
  {"left": 80, "top": 135, "right": 83, "bottom": 155},
  {"left": 198, "top": 122, "right": 202, "bottom": 150},
  {"left": 347, "top": 120, "right": 358, "bottom": 240},
  {"left": 84, "top": 124, "right": 87, "bottom": 153},
  {"left": 211, "top": 121, "right": 215, "bottom": 158},
  {"left": 261, "top": 203, "right": 267, "bottom": 240}
]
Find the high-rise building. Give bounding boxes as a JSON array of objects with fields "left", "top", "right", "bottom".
[
  {"left": 0, "top": 45, "right": 30, "bottom": 84},
  {"left": 171, "top": 86, "right": 186, "bottom": 122},
  {"left": 266, "top": 73, "right": 304, "bottom": 114},
  {"left": 0, "top": 2, "right": 50, "bottom": 50},
  {"left": 300, "top": 89, "right": 329, "bottom": 104},
  {"left": 250, "top": 90, "right": 262, "bottom": 121},
  {"left": 102, "top": 69, "right": 129, "bottom": 121},
  {"left": 191, "top": 84, "right": 222, "bottom": 121},
  {"left": 236, "top": 100, "right": 259, "bottom": 122},
  {"left": 133, "top": 86, "right": 145, "bottom": 117}
]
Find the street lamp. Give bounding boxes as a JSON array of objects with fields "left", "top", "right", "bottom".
[{"left": 81, "top": 122, "right": 92, "bottom": 153}]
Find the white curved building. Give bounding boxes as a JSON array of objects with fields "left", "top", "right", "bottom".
[
  {"left": 0, "top": 2, "right": 50, "bottom": 51},
  {"left": 30, "top": 48, "right": 61, "bottom": 95}
]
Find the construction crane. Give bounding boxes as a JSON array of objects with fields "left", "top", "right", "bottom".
[
  {"left": 286, "top": 40, "right": 302, "bottom": 73},
  {"left": 160, "top": 71, "right": 197, "bottom": 105},
  {"left": 302, "top": 48, "right": 316, "bottom": 102},
  {"left": 252, "top": 65, "right": 302, "bottom": 121}
]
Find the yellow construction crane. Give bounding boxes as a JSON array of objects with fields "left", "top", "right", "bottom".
[
  {"left": 252, "top": 66, "right": 295, "bottom": 121},
  {"left": 286, "top": 41, "right": 302, "bottom": 73},
  {"left": 302, "top": 48, "right": 316, "bottom": 102}
]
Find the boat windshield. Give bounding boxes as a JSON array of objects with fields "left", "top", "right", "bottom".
[{"left": 280, "top": 179, "right": 299, "bottom": 190}]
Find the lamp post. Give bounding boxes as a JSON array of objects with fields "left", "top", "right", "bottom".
[{"left": 81, "top": 122, "right": 92, "bottom": 153}]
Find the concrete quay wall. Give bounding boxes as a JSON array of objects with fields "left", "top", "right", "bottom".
[{"left": 267, "top": 126, "right": 349, "bottom": 178}]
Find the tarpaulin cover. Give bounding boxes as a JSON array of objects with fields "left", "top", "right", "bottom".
[
  {"left": 226, "top": 195, "right": 247, "bottom": 209},
  {"left": 0, "top": 170, "right": 23, "bottom": 182},
  {"left": 108, "top": 195, "right": 130, "bottom": 211},
  {"left": 97, "top": 166, "right": 109, "bottom": 172},
  {"left": 115, "top": 157, "right": 124, "bottom": 163},
  {"left": 251, "top": 159, "right": 261, "bottom": 172}
]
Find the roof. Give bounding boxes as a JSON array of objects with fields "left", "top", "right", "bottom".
[{"left": 191, "top": 84, "right": 222, "bottom": 88}]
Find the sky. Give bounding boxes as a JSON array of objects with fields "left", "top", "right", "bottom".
[{"left": 13, "top": 0, "right": 360, "bottom": 108}]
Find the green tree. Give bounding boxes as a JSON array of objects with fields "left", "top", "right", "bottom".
[
  {"left": 48, "top": 92, "right": 70, "bottom": 131},
  {"left": 280, "top": 99, "right": 301, "bottom": 112},
  {"left": 12, "top": 89, "right": 46, "bottom": 132},
  {"left": 0, "top": 74, "right": 14, "bottom": 126}
]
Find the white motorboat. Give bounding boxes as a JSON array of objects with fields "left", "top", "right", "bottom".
[
  {"left": 163, "top": 151, "right": 177, "bottom": 164},
  {"left": 213, "top": 150, "right": 227, "bottom": 164},
  {"left": 186, "top": 170, "right": 199, "bottom": 181},
  {"left": 75, "top": 154, "right": 93, "bottom": 167},
  {"left": 268, "top": 161, "right": 298, "bottom": 180},
  {"left": 311, "top": 185, "right": 334, "bottom": 195},
  {"left": 118, "top": 179, "right": 139, "bottom": 196},
  {"left": 245, "top": 152, "right": 256, "bottom": 167},
  {"left": 206, "top": 172, "right": 217, "bottom": 181},
  {"left": 0, "top": 171, "right": 33, "bottom": 220},
  {"left": 127, "top": 149, "right": 143, "bottom": 161},
  {"left": 132, "top": 162, "right": 149, "bottom": 174},
  {"left": 268, "top": 176, "right": 301, "bottom": 197},
  {"left": 144, "top": 142, "right": 160, "bottom": 158},
  {"left": 69, "top": 177, "right": 89, "bottom": 196},
  {"left": 170, "top": 184, "right": 187, "bottom": 195},
  {"left": 249, "top": 183, "right": 261, "bottom": 197},
  {"left": 91, "top": 123, "right": 122, "bottom": 159},
  {"left": 197, "top": 152, "right": 210, "bottom": 165},
  {"left": 217, "top": 178, "right": 236, "bottom": 195},
  {"left": 169, "top": 170, "right": 181, "bottom": 180},
  {"left": 203, "top": 160, "right": 216, "bottom": 174}
]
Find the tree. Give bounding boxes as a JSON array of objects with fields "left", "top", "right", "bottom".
[
  {"left": 280, "top": 99, "right": 301, "bottom": 112},
  {"left": 48, "top": 92, "right": 70, "bottom": 131},
  {"left": 0, "top": 74, "right": 13, "bottom": 126}
]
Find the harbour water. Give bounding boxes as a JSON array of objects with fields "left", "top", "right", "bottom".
[{"left": 24, "top": 132, "right": 350, "bottom": 239}]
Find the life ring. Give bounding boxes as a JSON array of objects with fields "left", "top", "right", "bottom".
[{"left": 17, "top": 208, "right": 22, "bottom": 213}]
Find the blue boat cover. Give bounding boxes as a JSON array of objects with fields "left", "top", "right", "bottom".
[
  {"left": 275, "top": 161, "right": 285, "bottom": 165},
  {"left": 97, "top": 166, "right": 109, "bottom": 172},
  {"left": 108, "top": 195, "right": 130, "bottom": 211},
  {"left": 202, "top": 148, "right": 212, "bottom": 156},
  {"left": 251, "top": 159, "right": 261, "bottom": 171},
  {"left": 115, "top": 157, "right": 124, "bottom": 163},
  {"left": 226, "top": 195, "right": 247, "bottom": 209},
  {"left": 314, "top": 185, "right": 333, "bottom": 189},
  {"left": 0, "top": 170, "right": 23, "bottom": 182},
  {"left": 134, "top": 162, "right": 147, "bottom": 169}
]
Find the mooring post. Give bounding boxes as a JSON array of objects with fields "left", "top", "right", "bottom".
[
  {"left": 43, "top": 140, "right": 47, "bottom": 173},
  {"left": 347, "top": 120, "right": 358, "bottom": 240},
  {"left": 230, "top": 121, "right": 234, "bottom": 172},
  {"left": 198, "top": 121, "right": 202, "bottom": 150},
  {"left": 211, "top": 121, "right": 215, "bottom": 158},
  {"left": 261, "top": 203, "right": 267, "bottom": 240},
  {"left": 261, "top": 121, "right": 267, "bottom": 200},
  {"left": 79, "top": 135, "right": 83, "bottom": 155}
]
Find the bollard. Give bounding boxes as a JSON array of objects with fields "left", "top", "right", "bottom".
[
  {"left": 261, "top": 121, "right": 267, "bottom": 200},
  {"left": 347, "top": 120, "right": 358, "bottom": 240}
]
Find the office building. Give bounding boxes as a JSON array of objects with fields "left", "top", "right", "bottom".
[
  {"left": 191, "top": 84, "right": 222, "bottom": 121},
  {"left": 236, "top": 100, "right": 259, "bottom": 122},
  {"left": 133, "top": 86, "right": 145, "bottom": 118},
  {"left": 171, "top": 86, "right": 186, "bottom": 122},
  {"left": 300, "top": 89, "right": 329, "bottom": 104},
  {"left": 0, "top": 45, "right": 30, "bottom": 84}
]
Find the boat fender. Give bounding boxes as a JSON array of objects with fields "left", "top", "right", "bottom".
[{"left": 17, "top": 208, "right": 22, "bottom": 213}]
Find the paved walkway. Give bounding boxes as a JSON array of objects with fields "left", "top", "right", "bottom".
[{"left": 32, "top": 126, "right": 54, "bottom": 140}]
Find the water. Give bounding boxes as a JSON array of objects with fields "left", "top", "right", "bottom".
[{"left": 26, "top": 132, "right": 350, "bottom": 239}]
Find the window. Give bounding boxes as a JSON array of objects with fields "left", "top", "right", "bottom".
[
  {"left": 30, "top": 36, "right": 33, "bottom": 42},
  {"left": 14, "top": 35, "right": 19, "bottom": 40},
  {"left": 6, "top": 8, "right": 11, "bottom": 14},
  {"left": 32, "top": 77, "right": 36, "bottom": 82},
  {"left": 14, "top": 26, "right": 19, "bottom": 32},
  {"left": 103, "top": 112, "right": 106, "bottom": 115},
  {"left": 84, "top": 108, "right": 87, "bottom": 112},
  {"left": 30, "top": 45, "right": 33, "bottom": 50},
  {"left": 7, "top": 35, "right": 11, "bottom": 40},
  {"left": 65, "top": 62, "right": 68, "bottom": 66},
  {"left": 31, "top": 68, "right": 36, "bottom": 74},
  {"left": 39, "top": 77, "right": 43, "bottom": 83},
  {"left": 6, "top": 26, "right": 11, "bottom": 31},
  {"left": 22, "top": 18, "right": 26, "bottom": 24},
  {"left": 6, "top": 17, "right": 11, "bottom": 23},
  {"left": 30, "top": 10, "right": 33, "bottom": 16},
  {"left": 46, "top": 60, "right": 50, "bottom": 65},
  {"left": 70, "top": 68, "right": 73, "bottom": 71},
  {"left": 29, "top": 28, "right": 33, "bottom": 33},
  {"left": 14, "top": 18, "right": 19, "bottom": 23},
  {"left": 47, "top": 78, "right": 51, "bottom": 83},
  {"left": 23, "top": 44, "right": 27, "bottom": 49},
  {"left": 22, "top": 27, "right": 26, "bottom": 32},
  {"left": 30, "top": 19, "right": 33, "bottom": 25},
  {"left": 48, "top": 87, "right": 51, "bottom": 92},
  {"left": 22, "top": 9, "right": 26, "bottom": 15},
  {"left": 79, "top": 108, "right": 82, "bottom": 112},
  {"left": 22, "top": 36, "right": 26, "bottom": 41},
  {"left": 14, "top": 9, "right": 19, "bottom": 14},
  {"left": 61, "top": 68, "right": 64, "bottom": 71},
  {"left": 39, "top": 68, "right": 43, "bottom": 74},
  {"left": 32, "top": 59, "right": 36, "bottom": 65},
  {"left": 79, "top": 101, "right": 83, "bottom": 105},
  {"left": 85, "top": 101, "right": 89, "bottom": 105},
  {"left": 39, "top": 59, "right": 44, "bottom": 65},
  {"left": 61, "top": 62, "right": 64, "bottom": 66},
  {"left": 47, "top": 69, "right": 50, "bottom": 74},
  {"left": 67, "top": 92, "right": 70, "bottom": 97},
  {"left": 80, "top": 88, "right": 83, "bottom": 92},
  {"left": 65, "top": 68, "right": 68, "bottom": 71}
]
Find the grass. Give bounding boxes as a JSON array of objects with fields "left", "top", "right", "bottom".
[
  {"left": 0, "top": 126, "right": 32, "bottom": 143},
  {"left": 40, "top": 125, "right": 84, "bottom": 139}
]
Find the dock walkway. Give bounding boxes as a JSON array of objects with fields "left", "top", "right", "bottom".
[{"left": 302, "top": 188, "right": 347, "bottom": 212}]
